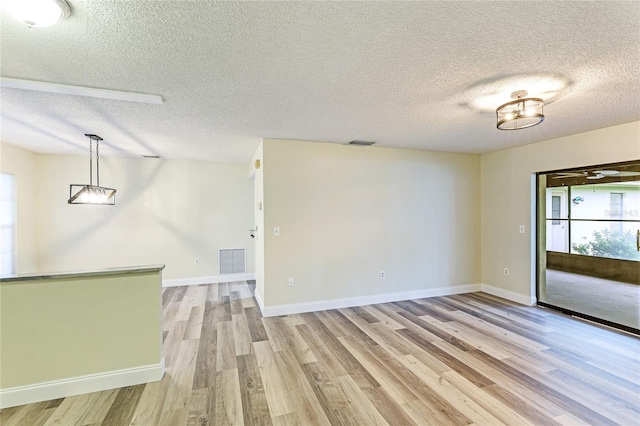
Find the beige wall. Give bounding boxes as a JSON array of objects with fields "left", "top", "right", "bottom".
[
  {"left": 262, "top": 139, "right": 481, "bottom": 307},
  {"left": 480, "top": 121, "right": 640, "bottom": 300},
  {"left": 5, "top": 120, "right": 638, "bottom": 307},
  {"left": 1, "top": 143, "right": 254, "bottom": 280},
  {"left": 0, "top": 143, "right": 39, "bottom": 274}
]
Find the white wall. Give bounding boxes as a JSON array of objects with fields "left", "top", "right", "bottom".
[
  {"left": 1, "top": 143, "right": 254, "bottom": 281},
  {"left": 568, "top": 183, "right": 640, "bottom": 221},
  {"left": 261, "top": 139, "right": 481, "bottom": 309},
  {"left": 481, "top": 121, "right": 640, "bottom": 301}
]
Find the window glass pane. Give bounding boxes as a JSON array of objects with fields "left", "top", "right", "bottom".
[
  {"left": 545, "top": 187, "right": 568, "bottom": 219},
  {"left": 571, "top": 182, "right": 640, "bottom": 220},
  {"left": 0, "top": 225, "right": 13, "bottom": 259},
  {"left": 610, "top": 192, "right": 623, "bottom": 227},
  {"left": 1, "top": 173, "right": 15, "bottom": 275},
  {"left": 551, "top": 196, "right": 561, "bottom": 224},
  {"left": 609, "top": 193, "right": 624, "bottom": 233},
  {"left": 571, "top": 220, "right": 640, "bottom": 261}
]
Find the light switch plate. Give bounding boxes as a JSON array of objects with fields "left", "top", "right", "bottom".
[
  {"left": 273, "top": 227, "right": 280, "bottom": 237},
  {"left": 519, "top": 225, "right": 525, "bottom": 234}
]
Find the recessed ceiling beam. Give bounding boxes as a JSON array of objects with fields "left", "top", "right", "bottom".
[{"left": 0, "top": 77, "right": 164, "bottom": 105}]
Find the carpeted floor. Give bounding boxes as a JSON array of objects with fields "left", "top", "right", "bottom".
[{"left": 544, "top": 269, "right": 640, "bottom": 330}]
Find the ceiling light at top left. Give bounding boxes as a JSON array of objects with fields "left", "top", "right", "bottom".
[{"left": 1, "top": 0, "right": 70, "bottom": 27}]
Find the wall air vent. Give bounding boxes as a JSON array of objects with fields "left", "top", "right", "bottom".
[
  {"left": 347, "top": 140, "right": 376, "bottom": 146},
  {"left": 143, "top": 155, "right": 161, "bottom": 159},
  {"left": 219, "top": 248, "right": 246, "bottom": 274}
]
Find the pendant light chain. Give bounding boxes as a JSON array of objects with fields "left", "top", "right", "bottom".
[
  {"left": 96, "top": 137, "right": 100, "bottom": 187},
  {"left": 89, "top": 138, "right": 93, "bottom": 186}
]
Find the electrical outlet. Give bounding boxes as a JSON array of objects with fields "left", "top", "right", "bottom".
[
  {"left": 380, "top": 271, "right": 385, "bottom": 279},
  {"left": 504, "top": 268, "right": 509, "bottom": 276},
  {"left": 195, "top": 258, "right": 200, "bottom": 265},
  {"left": 288, "top": 277, "right": 294, "bottom": 287}
]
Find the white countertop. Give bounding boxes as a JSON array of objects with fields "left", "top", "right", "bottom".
[{"left": 0, "top": 264, "right": 165, "bottom": 283}]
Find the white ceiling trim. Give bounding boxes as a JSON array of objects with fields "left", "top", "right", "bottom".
[{"left": 0, "top": 77, "right": 164, "bottom": 105}]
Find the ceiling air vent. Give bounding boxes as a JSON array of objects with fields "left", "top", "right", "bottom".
[{"left": 347, "top": 140, "right": 375, "bottom": 146}]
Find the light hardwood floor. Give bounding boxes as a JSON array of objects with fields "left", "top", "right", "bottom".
[{"left": 2, "top": 282, "right": 639, "bottom": 425}]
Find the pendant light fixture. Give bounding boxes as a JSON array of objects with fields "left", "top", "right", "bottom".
[
  {"left": 496, "top": 90, "right": 544, "bottom": 130},
  {"left": 68, "top": 134, "right": 116, "bottom": 205}
]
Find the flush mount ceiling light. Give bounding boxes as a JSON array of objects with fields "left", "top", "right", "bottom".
[
  {"left": 1, "top": 0, "right": 71, "bottom": 27},
  {"left": 496, "top": 90, "right": 544, "bottom": 130},
  {"left": 467, "top": 74, "right": 568, "bottom": 112},
  {"left": 68, "top": 134, "right": 116, "bottom": 205}
]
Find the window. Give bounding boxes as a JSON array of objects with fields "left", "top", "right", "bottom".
[
  {"left": 544, "top": 180, "right": 639, "bottom": 261},
  {"left": 610, "top": 192, "right": 624, "bottom": 218},
  {"left": 1, "top": 173, "right": 16, "bottom": 275},
  {"left": 610, "top": 192, "right": 623, "bottom": 233},
  {"left": 551, "top": 195, "right": 561, "bottom": 225}
]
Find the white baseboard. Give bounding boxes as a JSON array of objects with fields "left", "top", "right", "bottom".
[
  {"left": 260, "top": 284, "right": 482, "bottom": 317},
  {"left": 481, "top": 284, "right": 536, "bottom": 306},
  {"left": 254, "top": 287, "right": 265, "bottom": 314},
  {"left": 0, "top": 359, "right": 165, "bottom": 409},
  {"left": 163, "top": 273, "right": 256, "bottom": 287}
]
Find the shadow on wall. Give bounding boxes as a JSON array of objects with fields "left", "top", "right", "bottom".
[{"left": 39, "top": 158, "right": 167, "bottom": 264}]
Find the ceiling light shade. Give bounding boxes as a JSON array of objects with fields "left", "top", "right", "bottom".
[
  {"left": 68, "top": 134, "right": 117, "bottom": 205},
  {"left": 496, "top": 90, "right": 544, "bottom": 130},
  {"left": 1, "top": 0, "right": 70, "bottom": 27}
]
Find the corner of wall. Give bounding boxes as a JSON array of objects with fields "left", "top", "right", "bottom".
[
  {"left": 479, "top": 121, "right": 640, "bottom": 304},
  {"left": 250, "top": 141, "right": 265, "bottom": 312},
  {"left": 480, "top": 283, "right": 536, "bottom": 306}
]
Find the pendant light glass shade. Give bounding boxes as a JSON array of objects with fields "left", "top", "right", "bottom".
[
  {"left": 68, "top": 184, "right": 116, "bottom": 205},
  {"left": 68, "top": 134, "right": 117, "bottom": 205},
  {"left": 496, "top": 90, "right": 544, "bottom": 130}
]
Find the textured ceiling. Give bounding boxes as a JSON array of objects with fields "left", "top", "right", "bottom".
[{"left": 1, "top": 1, "right": 639, "bottom": 163}]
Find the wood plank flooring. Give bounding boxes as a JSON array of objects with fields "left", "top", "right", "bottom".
[{"left": 2, "top": 282, "right": 639, "bottom": 425}]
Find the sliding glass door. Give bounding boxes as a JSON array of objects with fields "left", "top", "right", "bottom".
[{"left": 537, "top": 160, "right": 640, "bottom": 333}]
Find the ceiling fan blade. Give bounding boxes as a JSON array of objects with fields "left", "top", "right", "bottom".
[
  {"left": 592, "top": 170, "right": 620, "bottom": 176},
  {"left": 552, "top": 172, "right": 585, "bottom": 179}
]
